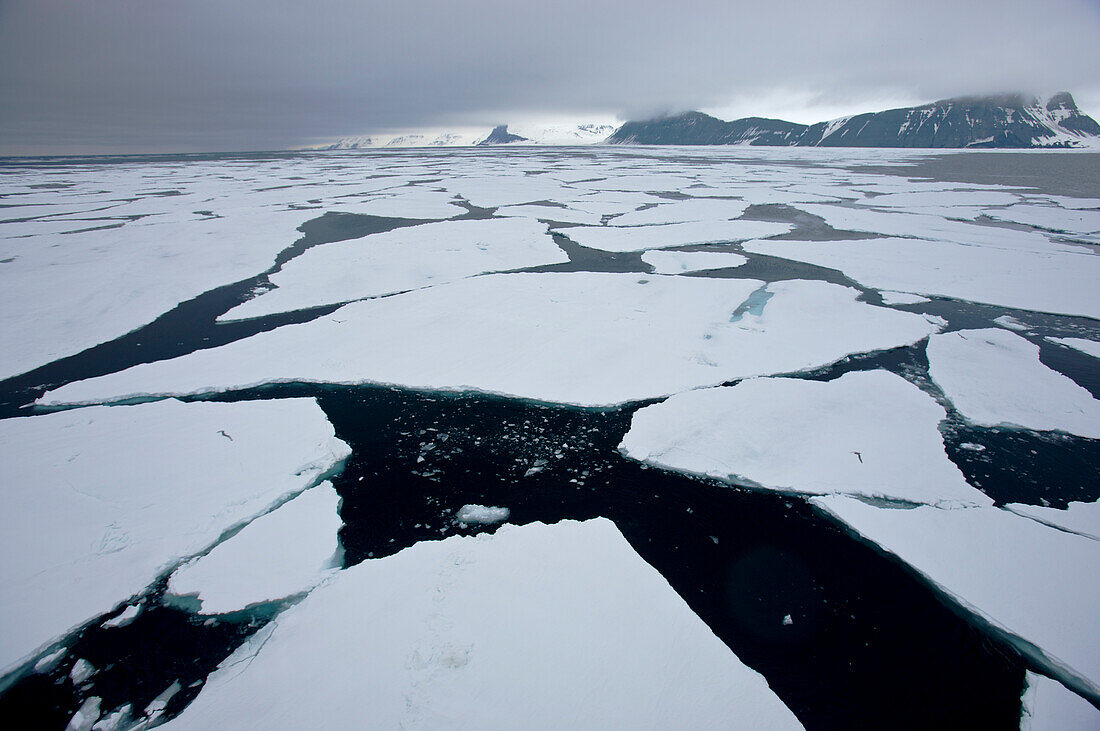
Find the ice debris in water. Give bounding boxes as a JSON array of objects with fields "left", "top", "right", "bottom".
[{"left": 454, "top": 504, "right": 511, "bottom": 525}]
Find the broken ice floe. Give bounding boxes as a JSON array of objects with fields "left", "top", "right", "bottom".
[
  {"left": 40, "top": 274, "right": 940, "bottom": 409},
  {"left": 927, "top": 329, "right": 1100, "bottom": 438},
  {"left": 745, "top": 233, "right": 1100, "bottom": 320},
  {"left": 163, "top": 519, "right": 803, "bottom": 729},
  {"left": 0, "top": 398, "right": 349, "bottom": 677},
  {"left": 560, "top": 220, "right": 792, "bottom": 252},
  {"left": 811, "top": 495, "right": 1100, "bottom": 701},
  {"left": 166, "top": 482, "right": 343, "bottom": 614},
  {"left": 609, "top": 198, "right": 749, "bottom": 226},
  {"left": 1046, "top": 336, "right": 1100, "bottom": 361},
  {"left": 620, "top": 370, "right": 990, "bottom": 507},
  {"left": 219, "top": 218, "right": 567, "bottom": 321},
  {"left": 640, "top": 249, "right": 748, "bottom": 274},
  {"left": 877, "top": 290, "right": 930, "bottom": 306},
  {"left": 984, "top": 204, "right": 1100, "bottom": 240}
]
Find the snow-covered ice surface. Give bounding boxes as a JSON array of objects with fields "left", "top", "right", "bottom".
[
  {"left": 744, "top": 234, "right": 1100, "bottom": 319},
  {"left": 641, "top": 249, "right": 748, "bottom": 274},
  {"left": 219, "top": 218, "right": 567, "bottom": 321},
  {"left": 494, "top": 204, "right": 603, "bottom": 225},
  {"left": 561, "top": 220, "right": 792, "bottom": 252},
  {"left": 1020, "top": 672, "right": 1100, "bottom": 730},
  {"left": 927, "top": 329, "right": 1100, "bottom": 438},
  {"left": 166, "top": 482, "right": 343, "bottom": 614},
  {"left": 811, "top": 496, "right": 1100, "bottom": 701},
  {"left": 1006, "top": 500, "right": 1100, "bottom": 542},
  {"left": 1047, "top": 336, "right": 1100, "bottom": 360},
  {"left": 0, "top": 398, "right": 349, "bottom": 676},
  {"left": 985, "top": 204, "right": 1100, "bottom": 240},
  {"left": 620, "top": 371, "right": 990, "bottom": 507},
  {"left": 40, "top": 275, "right": 940, "bottom": 408},
  {"left": 163, "top": 519, "right": 804, "bottom": 730}
]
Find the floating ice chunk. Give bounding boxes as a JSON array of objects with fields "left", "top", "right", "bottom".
[
  {"left": 145, "top": 680, "right": 182, "bottom": 717},
  {"left": 101, "top": 604, "right": 142, "bottom": 629},
  {"left": 744, "top": 236, "right": 1100, "bottom": 319},
  {"left": 561, "top": 220, "right": 792, "bottom": 252},
  {"left": 620, "top": 371, "right": 989, "bottom": 507},
  {"left": 454, "top": 504, "right": 510, "bottom": 525},
  {"left": 0, "top": 398, "right": 349, "bottom": 676},
  {"left": 70, "top": 658, "right": 96, "bottom": 685},
  {"left": 1006, "top": 501, "right": 1100, "bottom": 542},
  {"left": 494, "top": 204, "right": 602, "bottom": 226},
  {"left": 641, "top": 250, "right": 748, "bottom": 274},
  {"left": 927, "top": 329, "right": 1100, "bottom": 438},
  {"left": 992, "top": 315, "right": 1029, "bottom": 331},
  {"left": 34, "top": 648, "right": 66, "bottom": 673},
  {"left": 91, "top": 704, "right": 131, "bottom": 731},
  {"left": 65, "top": 696, "right": 101, "bottom": 731},
  {"left": 811, "top": 496, "right": 1100, "bottom": 700},
  {"left": 167, "top": 483, "right": 342, "bottom": 614},
  {"left": 1020, "top": 672, "right": 1100, "bottom": 730},
  {"left": 878, "top": 290, "right": 930, "bottom": 306},
  {"left": 1046, "top": 337, "right": 1100, "bottom": 361},
  {"left": 41, "top": 275, "right": 940, "bottom": 409},
  {"left": 220, "top": 218, "right": 566, "bottom": 321},
  {"left": 985, "top": 205, "right": 1100, "bottom": 239},
  {"left": 164, "top": 519, "right": 803, "bottom": 730},
  {"left": 610, "top": 199, "right": 750, "bottom": 226},
  {"left": 858, "top": 190, "right": 1019, "bottom": 215}
]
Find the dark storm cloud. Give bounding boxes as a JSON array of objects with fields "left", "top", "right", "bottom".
[{"left": 1, "top": 0, "right": 1098, "bottom": 153}]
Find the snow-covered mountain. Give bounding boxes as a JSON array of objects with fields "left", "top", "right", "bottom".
[
  {"left": 318, "top": 123, "right": 616, "bottom": 150},
  {"left": 607, "top": 93, "right": 1100, "bottom": 148}
]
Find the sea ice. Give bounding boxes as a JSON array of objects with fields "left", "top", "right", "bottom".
[
  {"left": 219, "top": 218, "right": 566, "bottom": 321},
  {"left": 1006, "top": 501, "right": 1100, "bottom": 542},
  {"left": 620, "top": 371, "right": 989, "bottom": 507},
  {"left": 877, "top": 290, "right": 930, "bottom": 306},
  {"left": 641, "top": 250, "right": 748, "bottom": 274},
  {"left": 926, "top": 329, "right": 1100, "bottom": 438},
  {"left": 163, "top": 519, "right": 803, "bottom": 730},
  {"left": 40, "top": 275, "right": 940, "bottom": 409},
  {"left": 561, "top": 220, "right": 792, "bottom": 252},
  {"left": 1020, "top": 672, "right": 1100, "bottom": 730},
  {"left": 331, "top": 189, "right": 466, "bottom": 219},
  {"left": 166, "top": 482, "right": 342, "bottom": 614},
  {"left": 65, "top": 696, "right": 100, "bottom": 731},
  {"left": 992, "top": 315, "right": 1029, "bottom": 331},
  {"left": 0, "top": 398, "right": 349, "bottom": 676},
  {"left": 744, "top": 236, "right": 1100, "bottom": 319},
  {"left": 609, "top": 199, "right": 749, "bottom": 226},
  {"left": 453, "top": 504, "right": 511, "bottom": 525},
  {"left": 811, "top": 496, "right": 1100, "bottom": 700},
  {"left": 1046, "top": 337, "right": 1100, "bottom": 361},
  {"left": 985, "top": 205, "right": 1100, "bottom": 239},
  {"left": 494, "top": 204, "right": 603, "bottom": 226}
]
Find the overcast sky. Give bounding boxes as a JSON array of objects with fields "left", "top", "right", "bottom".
[{"left": 1, "top": 0, "right": 1099, "bottom": 154}]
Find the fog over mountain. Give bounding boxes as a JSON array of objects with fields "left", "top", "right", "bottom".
[{"left": 0, "top": 0, "right": 1098, "bottom": 154}]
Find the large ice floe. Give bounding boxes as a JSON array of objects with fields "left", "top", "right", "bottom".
[
  {"left": 640, "top": 250, "right": 748, "bottom": 274},
  {"left": 0, "top": 398, "right": 349, "bottom": 677},
  {"left": 39, "top": 275, "right": 941, "bottom": 408},
  {"left": 926, "top": 329, "right": 1100, "bottom": 438},
  {"left": 1046, "top": 336, "right": 1100, "bottom": 361},
  {"left": 811, "top": 496, "right": 1100, "bottom": 702},
  {"left": 166, "top": 482, "right": 343, "bottom": 614},
  {"left": 620, "top": 371, "right": 990, "bottom": 507},
  {"left": 608, "top": 198, "right": 749, "bottom": 226},
  {"left": 219, "top": 218, "right": 567, "bottom": 321},
  {"left": 163, "top": 519, "right": 804, "bottom": 730},
  {"left": 1006, "top": 501, "right": 1100, "bottom": 542},
  {"left": 560, "top": 220, "right": 792, "bottom": 252},
  {"left": 744, "top": 233, "right": 1100, "bottom": 320}
]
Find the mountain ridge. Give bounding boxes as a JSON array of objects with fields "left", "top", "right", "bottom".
[{"left": 608, "top": 93, "right": 1100, "bottom": 149}]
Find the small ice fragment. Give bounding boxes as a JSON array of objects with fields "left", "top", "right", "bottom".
[
  {"left": 70, "top": 658, "right": 95, "bottom": 685},
  {"left": 993, "top": 315, "right": 1028, "bottom": 332},
  {"left": 91, "top": 704, "right": 131, "bottom": 731},
  {"left": 524, "top": 459, "right": 548, "bottom": 478},
  {"left": 454, "top": 505, "right": 510, "bottom": 525},
  {"left": 65, "top": 696, "right": 101, "bottom": 731},
  {"left": 878, "top": 290, "right": 930, "bottom": 306},
  {"left": 101, "top": 604, "right": 141, "bottom": 629},
  {"left": 34, "top": 648, "right": 66, "bottom": 673},
  {"left": 782, "top": 615, "right": 793, "bottom": 626},
  {"left": 144, "top": 680, "right": 182, "bottom": 717},
  {"left": 959, "top": 443, "right": 986, "bottom": 452}
]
